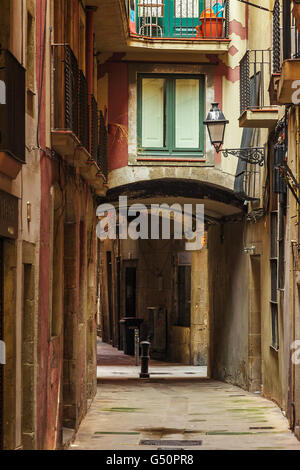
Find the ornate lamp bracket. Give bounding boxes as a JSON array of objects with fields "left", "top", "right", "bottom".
[{"left": 221, "top": 147, "right": 265, "bottom": 166}]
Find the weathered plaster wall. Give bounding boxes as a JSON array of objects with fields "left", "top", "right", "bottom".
[
  {"left": 246, "top": 217, "right": 284, "bottom": 407},
  {"left": 34, "top": 0, "right": 99, "bottom": 449},
  {"left": 191, "top": 246, "right": 209, "bottom": 366},
  {"left": 0, "top": 0, "right": 41, "bottom": 450},
  {"left": 208, "top": 222, "right": 249, "bottom": 389},
  {"left": 107, "top": 62, "right": 129, "bottom": 171},
  {"left": 3, "top": 240, "right": 17, "bottom": 449},
  {"left": 208, "top": 216, "right": 285, "bottom": 407},
  {"left": 284, "top": 109, "right": 300, "bottom": 436}
]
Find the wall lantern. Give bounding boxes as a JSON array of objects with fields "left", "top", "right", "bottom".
[
  {"left": 204, "top": 102, "right": 265, "bottom": 166},
  {"left": 203, "top": 102, "right": 228, "bottom": 153}
]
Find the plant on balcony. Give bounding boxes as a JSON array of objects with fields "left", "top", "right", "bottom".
[{"left": 196, "top": 1, "right": 225, "bottom": 38}]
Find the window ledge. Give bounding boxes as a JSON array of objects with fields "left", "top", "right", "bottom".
[{"left": 136, "top": 156, "right": 206, "bottom": 162}]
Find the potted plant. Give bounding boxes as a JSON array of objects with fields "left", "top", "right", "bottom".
[{"left": 197, "top": 2, "right": 226, "bottom": 39}]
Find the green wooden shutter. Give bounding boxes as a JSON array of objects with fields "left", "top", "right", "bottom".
[
  {"left": 175, "top": 78, "right": 199, "bottom": 149},
  {"left": 142, "top": 78, "right": 165, "bottom": 148}
]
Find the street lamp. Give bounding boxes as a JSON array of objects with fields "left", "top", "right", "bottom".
[
  {"left": 203, "top": 102, "right": 228, "bottom": 153},
  {"left": 204, "top": 102, "right": 265, "bottom": 166}
]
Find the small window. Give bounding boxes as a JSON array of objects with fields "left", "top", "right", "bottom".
[{"left": 138, "top": 74, "right": 204, "bottom": 158}]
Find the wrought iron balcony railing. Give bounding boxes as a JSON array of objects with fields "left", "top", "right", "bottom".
[
  {"left": 240, "top": 49, "right": 273, "bottom": 115},
  {"left": 53, "top": 44, "right": 102, "bottom": 166},
  {"left": 97, "top": 111, "right": 108, "bottom": 181},
  {"left": 53, "top": 45, "right": 80, "bottom": 135},
  {"left": 273, "top": 0, "right": 300, "bottom": 73},
  {"left": 128, "top": 0, "right": 229, "bottom": 39},
  {"left": 0, "top": 49, "right": 25, "bottom": 163},
  {"left": 79, "top": 70, "right": 89, "bottom": 151}
]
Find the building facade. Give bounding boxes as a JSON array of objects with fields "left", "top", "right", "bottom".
[
  {"left": 0, "top": 0, "right": 107, "bottom": 450},
  {"left": 1, "top": 0, "right": 300, "bottom": 450}
]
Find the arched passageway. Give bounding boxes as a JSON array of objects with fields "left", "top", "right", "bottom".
[{"left": 96, "top": 178, "right": 250, "bottom": 384}]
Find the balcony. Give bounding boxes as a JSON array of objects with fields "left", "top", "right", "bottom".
[
  {"left": 239, "top": 49, "right": 279, "bottom": 129},
  {"left": 271, "top": 0, "right": 300, "bottom": 105},
  {"left": 127, "top": 0, "right": 230, "bottom": 53},
  {"left": 51, "top": 45, "right": 106, "bottom": 194},
  {"left": 236, "top": 167, "right": 261, "bottom": 201},
  {"left": 0, "top": 49, "right": 25, "bottom": 179}
]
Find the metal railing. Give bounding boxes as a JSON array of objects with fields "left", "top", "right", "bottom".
[
  {"left": 0, "top": 49, "right": 25, "bottom": 162},
  {"left": 53, "top": 44, "right": 103, "bottom": 168},
  {"left": 240, "top": 49, "right": 273, "bottom": 115},
  {"left": 53, "top": 45, "right": 80, "bottom": 134},
  {"left": 273, "top": 0, "right": 300, "bottom": 73},
  {"left": 79, "top": 70, "right": 89, "bottom": 151},
  {"left": 242, "top": 168, "right": 260, "bottom": 200},
  {"left": 97, "top": 111, "right": 108, "bottom": 181},
  {"left": 129, "top": 0, "right": 229, "bottom": 39},
  {"left": 90, "top": 95, "right": 98, "bottom": 162}
]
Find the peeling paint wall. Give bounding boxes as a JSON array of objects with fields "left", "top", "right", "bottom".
[{"left": 208, "top": 216, "right": 285, "bottom": 408}]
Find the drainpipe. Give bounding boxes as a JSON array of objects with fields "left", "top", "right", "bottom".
[{"left": 86, "top": 6, "right": 97, "bottom": 153}]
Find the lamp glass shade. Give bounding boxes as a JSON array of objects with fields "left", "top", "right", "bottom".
[
  {"left": 207, "top": 122, "right": 226, "bottom": 147},
  {"left": 203, "top": 102, "right": 228, "bottom": 152}
]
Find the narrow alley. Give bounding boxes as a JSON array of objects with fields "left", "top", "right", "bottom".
[
  {"left": 3, "top": 0, "right": 300, "bottom": 454},
  {"left": 70, "top": 342, "right": 300, "bottom": 450}
]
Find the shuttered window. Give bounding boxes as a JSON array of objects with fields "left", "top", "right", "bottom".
[
  {"left": 142, "top": 78, "right": 165, "bottom": 148},
  {"left": 138, "top": 74, "right": 204, "bottom": 158},
  {"left": 175, "top": 79, "right": 199, "bottom": 149}
]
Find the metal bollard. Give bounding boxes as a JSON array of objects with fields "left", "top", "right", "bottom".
[
  {"left": 134, "top": 328, "right": 140, "bottom": 366},
  {"left": 139, "top": 341, "right": 150, "bottom": 379}
]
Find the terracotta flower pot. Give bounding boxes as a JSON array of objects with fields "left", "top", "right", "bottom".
[
  {"left": 195, "top": 25, "right": 204, "bottom": 38},
  {"left": 200, "top": 17, "right": 225, "bottom": 38}
]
